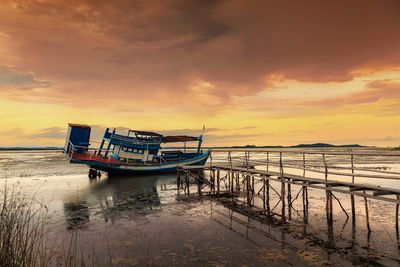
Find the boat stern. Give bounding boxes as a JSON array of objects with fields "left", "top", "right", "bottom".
[{"left": 64, "top": 123, "right": 91, "bottom": 161}]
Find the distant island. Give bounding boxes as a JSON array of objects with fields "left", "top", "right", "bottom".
[{"left": 0, "top": 143, "right": 366, "bottom": 151}]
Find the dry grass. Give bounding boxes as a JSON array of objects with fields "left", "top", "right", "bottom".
[
  {"left": 0, "top": 180, "right": 112, "bottom": 266},
  {"left": 0, "top": 182, "right": 52, "bottom": 266}
]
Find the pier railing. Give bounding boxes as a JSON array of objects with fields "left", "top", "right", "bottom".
[{"left": 177, "top": 148, "right": 400, "bottom": 234}]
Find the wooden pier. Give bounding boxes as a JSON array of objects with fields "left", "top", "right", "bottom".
[{"left": 177, "top": 149, "right": 400, "bottom": 235}]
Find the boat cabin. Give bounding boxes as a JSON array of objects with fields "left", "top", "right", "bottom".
[{"left": 99, "top": 128, "right": 163, "bottom": 163}]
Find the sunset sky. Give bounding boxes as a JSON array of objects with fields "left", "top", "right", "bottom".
[{"left": 0, "top": 0, "right": 400, "bottom": 147}]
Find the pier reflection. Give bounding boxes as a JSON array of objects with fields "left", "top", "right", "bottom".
[
  {"left": 63, "top": 174, "right": 175, "bottom": 230},
  {"left": 210, "top": 200, "right": 398, "bottom": 266}
]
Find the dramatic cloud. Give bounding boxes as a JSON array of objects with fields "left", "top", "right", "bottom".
[
  {"left": 1, "top": 0, "right": 400, "bottom": 146},
  {"left": 1, "top": 0, "right": 400, "bottom": 107}
]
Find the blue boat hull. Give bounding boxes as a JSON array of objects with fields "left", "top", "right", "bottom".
[{"left": 69, "top": 151, "right": 210, "bottom": 175}]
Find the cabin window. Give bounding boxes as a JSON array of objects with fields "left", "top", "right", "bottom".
[{"left": 133, "top": 149, "right": 138, "bottom": 153}]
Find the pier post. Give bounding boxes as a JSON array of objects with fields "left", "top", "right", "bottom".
[
  {"left": 288, "top": 179, "right": 292, "bottom": 220},
  {"left": 351, "top": 155, "right": 356, "bottom": 223},
  {"left": 302, "top": 153, "right": 308, "bottom": 222},
  {"left": 231, "top": 171, "right": 234, "bottom": 194},
  {"left": 211, "top": 169, "right": 215, "bottom": 194},
  {"left": 177, "top": 169, "right": 181, "bottom": 191},
  {"left": 217, "top": 168, "right": 220, "bottom": 196},
  {"left": 266, "top": 178, "right": 270, "bottom": 214},
  {"left": 396, "top": 195, "right": 399, "bottom": 234},
  {"left": 228, "top": 171, "right": 231, "bottom": 193},
  {"left": 247, "top": 175, "right": 251, "bottom": 206},
  {"left": 364, "top": 191, "right": 371, "bottom": 233},
  {"left": 186, "top": 171, "right": 190, "bottom": 195},
  {"left": 197, "top": 172, "right": 202, "bottom": 196},
  {"left": 280, "top": 152, "right": 286, "bottom": 221},
  {"left": 252, "top": 175, "right": 255, "bottom": 205},
  {"left": 323, "top": 154, "right": 333, "bottom": 223},
  {"left": 237, "top": 172, "right": 240, "bottom": 191},
  {"left": 263, "top": 176, "right": 266, "bottom": 213},
  {"left": 302, "top": 181, "right": 308, "bottom": 223}
]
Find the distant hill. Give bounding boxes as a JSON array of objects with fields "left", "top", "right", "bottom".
[{"left": 290, "top": 143, "right": 364, "bottom": 148}]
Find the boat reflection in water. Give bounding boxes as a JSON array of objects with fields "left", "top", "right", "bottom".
[{"left": 63, "top": 174, "right": 175, "bottom": 230}]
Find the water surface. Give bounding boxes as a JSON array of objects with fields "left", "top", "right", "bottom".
[{"left": 1, "top": 150, "right": 400, "bottom": 266}]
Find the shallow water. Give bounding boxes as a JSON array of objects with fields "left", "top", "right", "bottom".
[{"left": 1, "top": 149, "right": 400, "bottom": 266}]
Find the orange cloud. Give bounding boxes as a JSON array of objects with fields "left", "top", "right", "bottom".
[{"left": 1, "top": 0, "right": 400, "bottom": 146}]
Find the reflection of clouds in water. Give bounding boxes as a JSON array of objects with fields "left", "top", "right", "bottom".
[{"left": 63, "top": 174, "right": 176, "bottom": 229}]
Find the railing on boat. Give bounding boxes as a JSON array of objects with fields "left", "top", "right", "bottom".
[{"left": 66, "top": 140, "right": 186, "bottom": 164}]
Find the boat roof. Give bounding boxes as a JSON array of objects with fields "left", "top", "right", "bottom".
[
  {"left": 68, "top": 123, "right": 91, "bottom": 129},
  {"left": 162, "top": 136, "right": 199, "bottom": 143},
  {"left": 128, "top": 130, "right": 163, "bottom": 137}
]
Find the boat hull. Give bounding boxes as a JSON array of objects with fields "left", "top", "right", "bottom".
[{"left": 67, "top": 151, "right": 210, "bottom": 175}]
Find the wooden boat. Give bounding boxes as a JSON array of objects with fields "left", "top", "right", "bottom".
[{"left": 63, "top": 124, "right": 210, "bottom": 176}]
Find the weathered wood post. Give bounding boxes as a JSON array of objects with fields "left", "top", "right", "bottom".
[
  {"left": 251, "top": 175, "right": 255, "bottom": 205},
  {"left": 396, "top": 195, "right": 399, "bottom": 234},
  {"left": 186, "top": 170, "right": 190, "bottom": 195},
  {"left": 231, "top": 171, "right": 234, "bottom": 194},
  {"left": 197, "top": 172, "right": 202, "bottom": 196},
  {"left": 266, "top": 177, "right": 270, "bottom": 214},
  {"left": 211, "top": 169, "right": 215, "bottom": 194},
  {"left": 209, "top": 152, "right": 214, "bottom": 194},
  {"left": 236, "top": 171, "right": 240, "bottom": 191},
  {"left": 288, "top": 178, "right": 292, "bottom": 220},
  {"left": 247, "top": 174, "right": 251, "bottom": 206},
  {"left": 217, "top": 168, "right": 220, "bottom": 196},
  {"left": 228, "top": 171, "right": 231, "bottom": 193},
  {"left": 177, "top": 168, "right": 181, "bottom": 191},
  {"left": 350, "top": 154, "right": 356, "bottom": 224},
  {"left": 302, "top": 153, "right": 309, "bottom": 219},
  {"left": 228, "top": 151, "right": 233, "bottom": 194},
  {"left": 364, "top": 191, "right": 371, "bottom": 233},
  {"left": 323, "top": 153, "right": 333, "bottom": 223},
  {"left": 280, "top": 152, "right": 286, "bottom": 221},
  {"left": 263, "top": 175, "right": 266, "bottom": 213}
]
